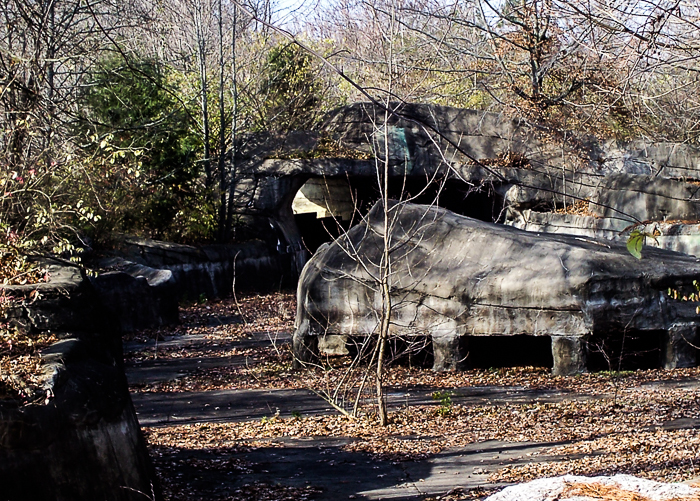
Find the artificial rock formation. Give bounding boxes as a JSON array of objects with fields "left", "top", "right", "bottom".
[
  {"left": 0, "top": 336, "right": 160, "bottom": 501},
  {"left": 485, "top": 475, "right": 700, "bottom": 501},
  {"left": 293, "top": 201, "right": 700, "bottom": 375},
  {"left": 109, "top": 236, "right": 293, "bottom": 300},
  {"left": 508, "top": 173, "right": 700, "bottom": 257},
  {"left": 1, "top": 264, "right": 161, "bottom": 500},
  {"left": 230, "top": 103, "right": 700, "bottom": 272}
]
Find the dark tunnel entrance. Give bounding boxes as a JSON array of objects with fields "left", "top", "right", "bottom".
[
  {"left": 392, "top": 178, "right": 506, "bottom": 223},
  {"left": 464, "top": 335, "right": 554, "bottom": 369},
  {"left": 585, "top": 330, "right": 666, "bottom": 371},
  {"left": 292, "top": 176, "right": 505, "bottom": 254}
]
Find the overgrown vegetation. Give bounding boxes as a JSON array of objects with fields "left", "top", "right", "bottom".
[
  {"left": 77, "top": 56, "right": 213, "bottom": 243},
  {"left": 2, "top": 0, "right": 698, "bottom": 279}
]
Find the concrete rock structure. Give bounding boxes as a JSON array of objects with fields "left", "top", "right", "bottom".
[
  {"left": 293, "top": 201, "right": 700, "bottom": 375},
  {"left": 231, "top": 102, "right": 700, "bottom": 273},
  {"left": 1, "top": 265, "right": 161, "bottom": 501},
  {"left": 105, "top": 236, "right": 294, "bottom": 302},
  {"left": 484, "top": 474, "right": 700, "bottom": 501},
  {"left": 229, "top": 102, "right": 700, "bottom": 373}
]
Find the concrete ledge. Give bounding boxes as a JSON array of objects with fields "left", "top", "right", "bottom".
[
  {"left": 0, "top": 336, "right": 160, "bottom": 501},
  {"left": 4, "top": 261, "right": 178, "bottom": 334},
  {"left": 114, "top": 237, "right": 292, "bottom": 299},
  {"left": 508, "top": 210, "right": 700, "bottom": 257}
]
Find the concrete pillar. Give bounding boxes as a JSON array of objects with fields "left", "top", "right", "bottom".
[
  {"left": 273, "top": 206, "right": 308, "bottom": 279},
  {"left": 292, "top": 333, "right": 319, "bottom": 369},
  {"left": 432, "top": 334, "right": 468, "bottom": 371},
  {"left": 551, "top": 336, "right": 587, "bottom": 376},
  {"left": 662, "top": 324, "right": 698, "bottom": 369}
]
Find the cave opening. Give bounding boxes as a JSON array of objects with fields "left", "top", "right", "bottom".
[
  {"left": 586, "top": 330, "right": 665, "bottom": 371},
  {"left": 292, "top": 176, "right": 505, "bottom": 254},
  {"left": 389, "top": 178, "right": 505, "bottom": 223},
  {"left": 464, "top": 335, "right": 554, "bottom": 369}
]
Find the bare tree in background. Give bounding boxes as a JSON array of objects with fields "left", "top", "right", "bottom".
[
  {"left": 311, "top": 0, "right": 700, "bottom": 142},
  {"left": 127, "top": 0, "right": 273, "bottom": 241},
  {"left": 0, "top": 0, "right": 149, "bottom": 246},
  {"left": 265, "top": 0, "right": 456, "bottom": 425},
  {"left": 293, "top": 104, "right": 451, "bottom": 425}
]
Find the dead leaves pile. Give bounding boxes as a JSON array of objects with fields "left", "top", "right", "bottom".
[
  {"left": 125, "top": 292, "right": 295, "bottom": 363},
  {"left": 0, "top": 330, "right": 57, "bottom": 400},
  {"left": 492, "top": 427, "right": 700, "bottom": 485},
  {"left": 486, "top": 385, "right": 700, "bottom": 483},
  {"left": 384, "top": 365, "right": 700, "bottom": 394},
  {"left": 131, "top": 345, "right": 297, "bottom": 393},
  {"left": 423, "top": 486, "right": 499, "bottom": 500},
  {"left": 561, "top": 482, "right": 700, "bottom": 501},
  {"left": 226, "top": 484, "right": 321, "bottom": 501},
  {"left": 554, "top": 199, "right": 595, "bottom": 216},
  {"left": 147, "top": 442, "right": 322, "bottom": 501},
  {"left": 133, "top": 349, "right": 700, "bottom": 397}
]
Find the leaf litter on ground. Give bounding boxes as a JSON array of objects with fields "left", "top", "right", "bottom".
[{"left": 131, "top": 293, "right": 700, "bottom": 500}]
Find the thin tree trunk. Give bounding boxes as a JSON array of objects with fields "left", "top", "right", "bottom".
[
  {"left": 216, "top": 0, "right": 227, "bottom": 242},
  {"left": 46, "top": 0, "right": 55, "bottom": 101},
  {"left": 373, "top": 0, "right": 400, "bottom": 427},
  {"left": 224, "top": 1, "right": 239, "bottom": 241},
  {"left": 195, "top": 0, "right": 212, "bottom": 187},
  {"left": 376, "top": 277, "right": 391, "bottom": 426},
  {"left": 375, "top": 142, "right": 391, "bottom": 425}
]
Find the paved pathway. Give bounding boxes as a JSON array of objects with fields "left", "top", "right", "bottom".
[
  {"left": 125, "top": 332, "right": 596, "bottom": 426},
  {"left": 124, "top": 332, "right": 700, "bottom": 500},
  {"left": 130, "top": 384, "right": 595, "bottom": 427},
  {"left": 167, "top": 437, "right": 570, "bottom": 501}
]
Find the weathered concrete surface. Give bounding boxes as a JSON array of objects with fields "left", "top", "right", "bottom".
[
  {"left": 1, "top": 263, "right": 162, "bottom": 500},
  {"left": 0, "top": 336, "right": 160, "bottom": 501},
  {"left": 508, "top": 184, "right": 700, "bottom": 257},
  {"left": 294, "top": 201, "right": 700, "bottom": 374},
  {"left": 591, "top": 174, "right": 700, "bottom": 221},
  {"left": 228, "top": 103, "right": 700, "bottom": 268},
  {"left": 92, "top": 261, "right": 178, "bottom": 332},
  {"left": 3, "top": 263, "right": 102, "bottom": 334},
  {"left": 485, "top": 474, "right": 700, "bottom": 501},
  {"left": 292, "top": 177, "right": 355, "bottom": 220},
  {"left": 551, "top": 337, "right": 588, "bottom": 377},
  {"left": 509, "top": 211, "right": 700, "bottom": 248},
  {"left": 114, "top": 236, "right": 292, "bottom": 299},
  {"left": 3, "top": 261, "right": 177, "bottom": 334}
]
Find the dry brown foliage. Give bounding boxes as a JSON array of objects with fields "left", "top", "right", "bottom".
[
  {"left": 554, "top": 199, "right": 595, "bottom": 216},
  {"left": 562, "top": 482, "right": 700, "bottom": 501},
  {"left": 129, "top": 294, "right": 700, "bottom": 498}
]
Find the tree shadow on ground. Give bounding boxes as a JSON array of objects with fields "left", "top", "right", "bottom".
[{"left": 150, "top": 439, "right": 434, "bottom": 501}]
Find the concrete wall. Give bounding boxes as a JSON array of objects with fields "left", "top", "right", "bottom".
[
  {"left": 116, "top": 237, "right": 293, "bottom": 300},
  {"left": 1, "top": 270, "right": 161, "bottom": 500}
]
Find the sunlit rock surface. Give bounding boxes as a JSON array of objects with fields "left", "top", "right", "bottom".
[
  {"left": 485, "top": 474, "right": 700, "bottom": 501},
  {"left": 294, "top": 201, "right": 700, "bottom": 374}
]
